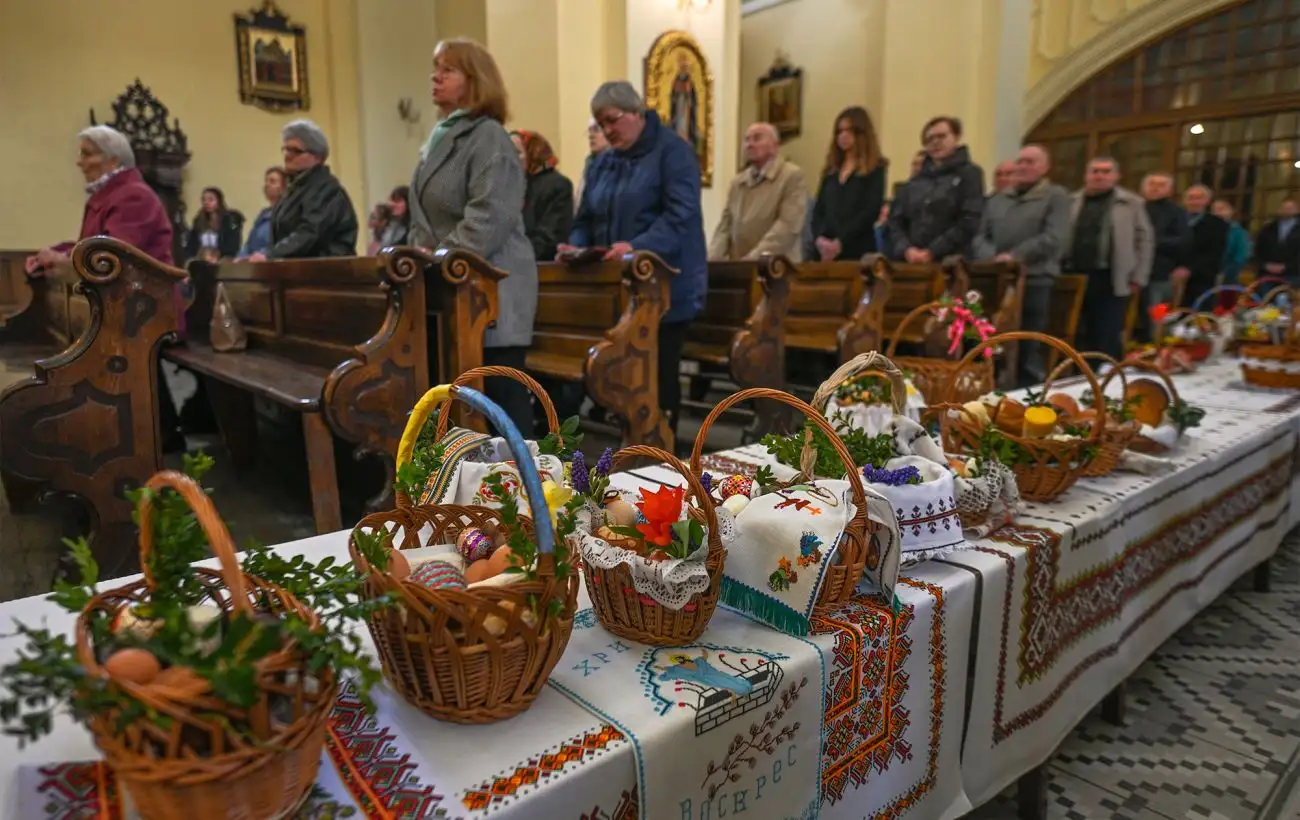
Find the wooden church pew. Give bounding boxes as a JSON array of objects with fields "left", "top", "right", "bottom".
[
  {"left": 530, "top": 252, "right": 674, "bottom": 450},
  {"left": 785, "top": 259, "right": 887, "bottom": 365},
  {"left": 960, "top": 259, "right": 1024, "bottom": 388}
]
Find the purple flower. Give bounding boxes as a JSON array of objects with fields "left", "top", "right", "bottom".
[
  {"left": 595, "top": 447, "right": 614, "bottom": 478},
  {"left": 861, "top": 464, "right": 922, "bottom": 487},
  {"left": 571, "top": 450, "right": 590, "bottom": 494},
  {"left": 700, "top": 472, "right": 713, "bottom": 494}
]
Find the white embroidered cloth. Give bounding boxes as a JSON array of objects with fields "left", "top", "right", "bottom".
[{"left": 574, "top": 505, "right": 712, "bottom": 610}]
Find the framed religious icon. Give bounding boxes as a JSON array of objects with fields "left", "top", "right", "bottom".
[
  {"left": 758, "top": 56, "right": 802, "bottom": 140},
  {"left": 234, "top": 1, "right": 310, "bottom": 112},
  {"left": 644, "top": 31, "right": 714, "bottom": 187}
]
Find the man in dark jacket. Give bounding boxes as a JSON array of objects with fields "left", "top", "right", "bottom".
[
  {"left": 250, "top": 119, "right": 358, "bottom": 260},
  {"left": 564, "top": 80, "right": 707, "bottom": 436},
  {"left": 1173, "top": 184, "right": 1229, "bottom": 308},
  {"left": 888, "top": 116, "right": 985, "bottom": 263},
  {"left": 1139, "top": 173, "right": 1188, "bottom": 340},
  {"left": 1254, "top": 198, "right": 1300, "bottom": 284}
]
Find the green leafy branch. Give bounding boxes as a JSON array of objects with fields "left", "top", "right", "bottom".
[
  {"left": 761, "top": 412, "right": 898, "bottom": 478},
  {"left": 395, "top": 409, "right": 446, "bottom": 499},
  {"left": 537, "top": 415, "right": 585, "bottom": 461}
]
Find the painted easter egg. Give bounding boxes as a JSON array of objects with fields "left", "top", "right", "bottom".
[
  {"left": 721, "top": 494, "right": 750, "bottom": 516},
  {"left": 456, "top": 527, "right": 495, "bottom": 563},
  {"left": 103, "top": 648, "right": 162, "bottom": 685},
  {"left": 410, "top": 560, "right": 468, "bottom": 591},
  {"left": 718, "top": 475, "right": 754, "bottom": 500}
]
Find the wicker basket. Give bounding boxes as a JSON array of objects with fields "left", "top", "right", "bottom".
[
  {"left": 940, "top": 331, "right": 1106, "bottom": 501},
  {"left": 1099, "top": 359, "right": 1183, "bottom": 455},
  {"left": 885, "top": 300, "right": 995, "bottom": 406},
  {"left": 690, "top": 387, "right": 876, "bottom": 614},
  {"left": 350, "top": 382, "right": 578, "bottom": 723},
  {"left": 1043, "top": 352, "right": 1139, "bottom": 477},
  {"left": 582, "top": 446, "right": 723, "bottom": 646},
  {"left": 75, "top": 472, "right": 335, "bottom": 820},
  {"left": 812, "top": 350, "right": 911, "bottom": 425},
  {"left": 395, "top": 365, "right": 563, "bottom": 508},
  {"left": 1239, "top": 283, "right": 1300, "bottom": 389}
]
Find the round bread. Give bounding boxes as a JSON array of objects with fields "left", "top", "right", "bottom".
[
  {"left": 1047, "top": 393, "right": 1079, "bottom": 419},
  {"left": 1124, "top": 378, "right": 1170, "bottom": 427},
  {"left": 993, "top": 398, "right": 1026, "bottom": 435}
]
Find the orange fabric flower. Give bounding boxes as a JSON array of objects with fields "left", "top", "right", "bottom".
[{"left": 635, "top": 485, "right": 684, "bottom": 547}]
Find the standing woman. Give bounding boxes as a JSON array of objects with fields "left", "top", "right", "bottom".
[
  {"left": 810, "top": 106, "right": 887, "bottom": 262},
  {"left": 409, "top": 38, "right": 537, "bottom": 432},
  {"left": 510, "top": 130, "right": 574, "bottom": 261},
  {"left": 185, "top": 186, "right": 244, "bottom": 262},
  {"left": 888, "top": 115, "right": 986, "bottom": 263}
]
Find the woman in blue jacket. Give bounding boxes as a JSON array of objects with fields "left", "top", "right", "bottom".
[{"left": 563, "top": 80, "right": 707, "bottom": 437}]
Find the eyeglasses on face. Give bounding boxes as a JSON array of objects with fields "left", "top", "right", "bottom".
[
  {"left": 596, "top": 111, "right": 627, "bottom": 130},
  {"left": 282, "top": 145, "right": 307, "bottom": 157},
  {"left": 923, "top": 131, "right": 953, "bottom": 144}
]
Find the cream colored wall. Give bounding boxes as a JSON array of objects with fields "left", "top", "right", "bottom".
[
  {"left": 739, "top": 0, "right": 886, "bottom": 190},
  {"left": 435, "top": 0, "right": 488, "bottom": 43},
  {"left": 625, "top": 0, "right": 742, "bottom": 232},
  {"left": 0, "top": 0, "right": 369, "bottom": 251},
  {"left": 355, "top": 0, "right": 440, "bottom": 207}
]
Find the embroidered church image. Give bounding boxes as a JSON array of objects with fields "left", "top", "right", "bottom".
[{"left": 649, "top": 648, "right": 786, "bottom": 736}]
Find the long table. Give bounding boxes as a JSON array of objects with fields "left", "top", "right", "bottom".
[{"left": 1, "top": 360, "right": 1296, "bottom": 819}]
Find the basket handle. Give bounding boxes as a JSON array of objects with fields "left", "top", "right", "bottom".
[
  {"left": 138, "top": 471, "right": 250, "bottom": 614},
  {"left": 885, "top": 300, "right": 949, "bottom": 357},
  {"left": 435, "top": 366, "right": 560, "bottom": 442},
  {"left": 947, "top": 331, "right": 1106, "bottom": 443},
  {"left": 1243, "top": 276, "right": 1292, "bottom": 303},
  {"left": 397, "top": 385, "right": 556, "bottom": 555},
  {"left": 1156, "top": 307, "right": 1221, "bottom": 345},
  {"left": 1190, "top": 284, "right": 1246, "bottom": 312},
  {"left": 810, "top": 351, "right": 908, "bottom": 416},
  {"left": 612, "top": 445, "right": 719, "bottom": 549},
  {"left": 1044, "top": 351, "right": 1125, "bottom": 404},
  {"left": 689, "top": 388, "right": 869, "bottom": 508}
]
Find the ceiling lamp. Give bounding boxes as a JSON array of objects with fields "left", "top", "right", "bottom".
[{"left": 1189, "top": 123, "right": 1205, "bottom": 135}]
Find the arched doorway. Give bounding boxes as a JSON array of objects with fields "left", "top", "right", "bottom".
[{"left": 1028, "top": 0, "right": 1300, "bottom": 231}]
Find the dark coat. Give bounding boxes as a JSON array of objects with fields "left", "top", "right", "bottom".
[
  {"left": 570, "top": 109, "right": 707, "bottom": 324},
  {"left": 1254, "top": 218, "right": 1300, "bottom": 281},
  {"left": 1144, "top": 198, "right": 1189, "bottom": 282},
  {"left": 184, "top": 210, "right": 244, "bottom": 261},
  {"left": 61, "top": 167, "right": 174, "bottom": 265},
  {"left": 522, "top": 167, "right": 574, "bottom": 261},
  {"left": 811, "top": 164, "right": 886, "bottom": 260},
  {"left": 268, "top": 164, "right": 358, "bottom": 259},
  {"left": 887, "top": 145, "right": 985, "bottom": 260},
  {"left": 1181, "top": 212, "right": 1230, "bottom": 303}
]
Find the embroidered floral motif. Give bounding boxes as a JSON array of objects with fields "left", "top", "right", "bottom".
[
  {"left": 472, "top": 465, "right": 521, "bottom": 504},
  {"left": 769, "top": 556, "right": 798, "bottom": 591},
  {"left": 775, "top": 496, "right": 822, "bottom": 515},
  {"left": 796, "top": 531, "right": 824, "bottom": 568}
]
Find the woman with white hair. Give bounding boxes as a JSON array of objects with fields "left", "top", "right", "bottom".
[
  {"left": 246, "top": 119, "right": 358, "bottom": 261},
  {"left": 25, "top": 125, "right": 174, "bottom": 275}
]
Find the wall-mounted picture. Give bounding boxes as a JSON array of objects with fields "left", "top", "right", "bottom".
[
  {"left": 758, "top": 55, "right": 803, "bottom": 141},
  {"left": 234, "top": 1, "right": 310, "bottom": 112},
  {"left": 644, "top": 30, "right": 714, "bottom": 187}
]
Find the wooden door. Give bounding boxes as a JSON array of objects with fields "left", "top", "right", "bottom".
[{"left": 1098, "top": 127, "right": 1177, "bottom": 191}]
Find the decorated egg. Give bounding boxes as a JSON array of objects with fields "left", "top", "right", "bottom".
[
  {"left": 389, "top": 547, "right": 411, "bottom": 580},
  {"left": 411, "top": 560, "right": 468, "bottom": 591},
  {"left": 103, "top": 648, "right": 162, "bottom": 685},
  {"left": 721, "top": 494, "right": 750, "bottom": 516},
  {"left": 603, "top": 498, "right": 638, "bottom": 527},
  {"left": 456, "top": 527, "right": 495, "bottom": 563},
  {"left": 465, "top": 559, "right": 494, "bottom": 584},
  {"left": 486, "top": 544, "right": 515, "bottom": 577},
  {"left": 718, "top": 475, "right": 754, "bottom": 500}
]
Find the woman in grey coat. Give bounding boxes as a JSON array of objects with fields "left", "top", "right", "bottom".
[{"left": 409, "top": 38, "right": 538, "bottom": 433}]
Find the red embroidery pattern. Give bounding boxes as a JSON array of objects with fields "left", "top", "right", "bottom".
[
  {"left": 463, "top": 724, "right": 627, "bottom": 811},
  {"left": 981, "top": 447, "right": 1290, "bottom": 744},
  {"left": 32, "top": 761, "right": 122, "bottom": 819},
  {"left": 327, "top": 685, "right": 444, "bottom": 818}
]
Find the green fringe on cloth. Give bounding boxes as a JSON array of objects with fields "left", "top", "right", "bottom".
[{"left": 720, "top": 577, "right": 811, "bottom": 636}]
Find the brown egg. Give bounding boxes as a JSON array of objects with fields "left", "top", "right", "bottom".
[
  {"left": 487, "top": 544, "right": 515, "bottom": 577},
  {"left": 1047, "top": 393, "right": 1079, "bottom": 419},
  {"left": 388, "top": 548, "right": 411, "bottom": 580},
  {"left": 604, "top": 499, "right": 638, "bottom": 527},
  {"left": 103, "top": 648, "right": 161, "bottom": 685},
  {"left": 465, "top": 559, "right": 494, "bottom": 584}
]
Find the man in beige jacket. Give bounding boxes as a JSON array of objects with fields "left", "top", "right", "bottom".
[{"left": 709, "top": 122, "right": 807, "bottom": 261}]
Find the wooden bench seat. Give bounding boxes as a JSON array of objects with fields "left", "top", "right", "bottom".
[
  {"left": 0, "top": 251, "right": 35, "bottom": 329},
  {"left": 683, "top": 255, "right": 793, "bottom": 436},
  {"left": 872, "top": 256, "right": 966, "bottom": 347},
  {"left": 531, "top": 252, "right": 674, "bottom": 449},
  {"left": 1, "top": 237, "right": 187, "bottom": 575},
  {"left": 785, "top": 259, "right": 886, "bottom": 363},
  {"left": 166, "top": 344, "right": 330, "bottom": 410},
  {"left": 960, "top": 259, "right": 1024, "bottom": 387},
  {"left": 173, "top": 253, "right": 431, "bottom": 531}
]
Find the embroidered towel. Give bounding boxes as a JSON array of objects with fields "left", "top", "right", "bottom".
[
  {"left": 864, "top": 456, "right": 965, "bottom": 561},
  {"left": 548, "top": 607, "right": 825, "bottom": 820},
  {"left": 418, "top": 429, "right": 564, "bottom": 507}
]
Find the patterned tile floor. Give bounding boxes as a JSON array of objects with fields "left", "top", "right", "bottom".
[{"left": 967, "top": 529, "right": 1300, "bottom": 819}]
